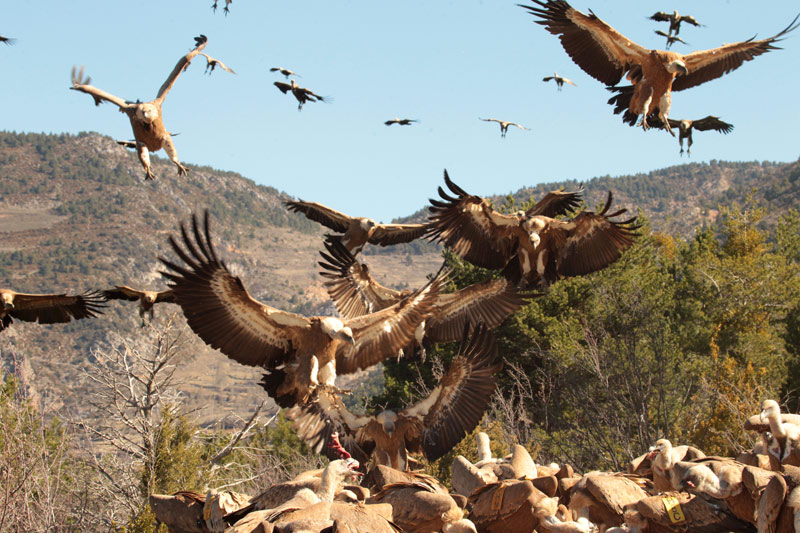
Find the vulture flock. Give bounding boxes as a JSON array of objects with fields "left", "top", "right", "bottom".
[{"left": 2, "top": 1, "right": 799, "bottom": 532}]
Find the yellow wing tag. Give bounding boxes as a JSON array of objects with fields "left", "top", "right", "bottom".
[
  {"left": 491, "top": 483, "right": 508, "bottom": 513},
  {"left": 662, "top": 496, "right": 686, "bottom": 524}
]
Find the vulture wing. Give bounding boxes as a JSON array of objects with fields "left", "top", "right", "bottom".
[
  {"left": 3, "top": 290, "right": 105, "bottom": 330},
  {"left": 274, "top": 81, "right": 293, "bottom": 94},
  {"left": 70, "top": 66, "right": 130, "bottom": 108},
  {"left": 318, "top": 237, "right": 404, "bottom": 319},
  {"left": 757, "top": 475, "right": 786, "bottom": 533},
  {"left": 649, "top": 12, "right": 671, "bottom": 23},
  {"left": 335, "top": 267, "right": 449, "bottom": 374},
  {"left": 691, "top": 116, "right": 734, "bottom": 134},
  {"left": 284, "top": 200, "right": 354, "bottom": 233},
  {"left": 666, "top": 118, "right": 681, "bottom": 129},
  {"left": 159, "top": 211, "right": 306, "bottom": 369},
  {"left": 368, "top": 223, "right": 429, "bottom": 247},
  {"left": 584, "top": 474, "right": 649, "bottom": 515},
  {"left": 542, "top": 76, "right": 555, "bottom": 81},
  {"left": 673, "top": 15, "right": 800, "bottom": 92},
  {"left": 102, "top": 285, "right": 143, "bottom": 302},
  {"left": 525, "top": 187, "right": 583, "bottom": 218},
  {"left": 199, "top": 52, "right": 236, "bottom": 74},
  {"left": 155, "top": 34, "right": 208, "bottom": 103},
  {"left": 401, "top": 324, "right": 502, "bottom": 461},
  {"left": 521, "top": 0, "right": 651, "bottom": 86},
  {"left": 427, "top": 170, "right": 521, "bottom": 270},
  {"left": 154, "top": 290, "right": 177, "bottom": 303},
  {"left": 681, "top": 15, "right": 703, "bottom": 28}
]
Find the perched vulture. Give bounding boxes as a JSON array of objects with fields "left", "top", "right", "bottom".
[
  {"left": 646, "top": 438, "right": 706, "bottom": 491},
  {"left": 757, "top": 400, "right": 800, "bottom": 468},
  {"left": 286, "top": 324, "right": 502, "bottom": 470},
  {"left": 160, "top": 211, "right": 447, "bottom": 407},
  {"left": 649, "top": 10, "right": 703, "bottom": 36},
  {"left": 654, "top": 29, "right": 688, "bottom": 49},
  {"left": 318, "top": 237, "right": 531, "bottom": 356},
  {"left": 101, "top": 285, "right": 176, "bottom": 327},
  {"left": 479, "top": 117, "right": 529, "bottom": 138},
  {"left": 148, "top": 491, "right": 207, "bottom": 533},
  {"left": 285, "top": 199, "right": 429, "bottom": 254},
  {"left": 653, "top": 116, "right": 734, "bottom": 155},
  {"left": 270, "top": 67, "right": 299, "bottom": 79},
  {"left": 542, "top": 72, "right": 577, "bottom": 90},
  {"left": 468, "top": 479, "right": 553, "bottom": 532},
  {"left": 70, "top": 35, "right": 209, "bottom": 180},
  {"left": 631, "top": 490, "right": 756, "bottom": 533},
  {"left": 273, "top": 79, "right": 328, "bottom": 111},
  {"left": 567, "top": 473, "right": 650, "bottom": 530},
  {"left": 1, "top": 288, "right": 105, "bottom": 332},
  {"left": 199, "top": 52, "right": 236, "bottom": 75},
  {"left": 384, "top": 117, "right": 418, "bottom": 126},
  {"left": 427, "top": 171, "right": 639, "bottom": 288},
  {"left": 676, "top": 461, "right": 756, "bottom": 526},
  {"left": 211, "top": 0, "right": 232, "bottom": 15},
  {"left": 0, "top": 36, "right": 15, "bottom": 45},
  {"left": 522, "top": 0, "right": 799, "bottom": 132},
  {"left": 368, "top": 481, "right": 464, "bottom": 533}
]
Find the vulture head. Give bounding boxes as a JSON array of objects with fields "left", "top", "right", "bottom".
[
  {"left": 376, "top": 410, "right": 398, "bottom": 435},
  {"left": 761, "top": 399, "right": 781, "bottom": 422},
  {"left": 144, "top": 293, "right": 157, "bottom": 304},
  {"left": 1, "top": 292, "right": 13, "bottom": 309},
  {"left": 135, "top": 103, "right": 159, "bottom": 124},
  {"left": 646, "top": 438, "right": 671, "bottom": 460},
  {"left": 320, "top": 317, "right": 355, "bottom": 344},
  {"left": 522, "top": 217, "right": 547, "bottom": 248},
  {"left": 358, "top": 217, "right": 377, "bottom": 231},
  {"left": 666, "top": 59, "right": 688, "bottom": 75}
]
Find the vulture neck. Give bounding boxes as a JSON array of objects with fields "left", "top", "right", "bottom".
[
  {"left": 476, "top": 432, "right": 492, "bottom": 463},
  {"left": 316, "top": 463, "right": 348, "bottom": 503},
  {"left": 765, "top": 411, "right": 788, "bottom": 439}
]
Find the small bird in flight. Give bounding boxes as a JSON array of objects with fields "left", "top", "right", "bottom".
[
  {"left": 199, "top": 53, "right": 236, "bottom": 75},
  {"left": 649, "top": 10, "right": 702, "bottom": 36},
  {"left": 274, "top": 79, "right": 329, "bottom": 111},
  {"left": 384, "top": 117, "right": 418, "bottom": 126},
  {"left": 270, "top": 67, "right": 300, "bottom": 79},
  {"left": 479, "top": 117, "right": 529, "bottom": 138},
  {"left": 542, "top": 72, "right": 577, "bottom": 90}
]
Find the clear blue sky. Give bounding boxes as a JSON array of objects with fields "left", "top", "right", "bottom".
[{"left": 2, "top": 1, "right": 798, "bottom": 221}]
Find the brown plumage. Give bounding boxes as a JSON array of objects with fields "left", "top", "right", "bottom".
[
  {"left": 542, "top": 72, "right": 577, "bottom": 90},
  {"left": 468, "top": 479, "right": 552, "bottom": 532},
  {"left": 160, "top": 211, "right": 447, "bottom": 408},
  {"left": 71, "top": 35, "right": 208, "bottom": 180},
  {"left": 0, "top": 36, "right": 15, "bottom": 46},
  {"left": 676, "top": 460, "right": 755, "bottom": 526},
  {"left": 368, "top": 481, "right": 463, "bottom": 532},
  {"left": 273, "top": 79, "right": 329, "bottom": 111},
  {"left": 285, "top": 199, "right": 429, "bottom": 254},
  {"left": 631, "top": 490, "right": 755, "bottom": 533},
  {"left": 427, "top": 171, "right": 639, "bottom": 288},
  {"left": 363, "top": 465, "right": 449, "bottom": 494},
  {"left": 479, "top": 117, "right": 529, "bottom": 138},
  {"left": 1, "top": 288, "right": 105, "bottom": 332},
  {"left": 654, "top": 30, "right": 688, "bottom": 49},
  {"left": 148, "top": 491, "right": 207, "bottom": 533},
  {"left": 657, "top": 116, "right": 734, "bottom": 156},
  {"left": 649, "top": 11, "right": 702, "bottom": 37},
  {"left": 568, "top": 473, "right": 650, "bottom": 529},
  {"left": 646, "top": 438, "right": 706, "bottom": 491},
  {"left": 199, "top": 52, "right": 236, "bottom": 75},
  {"left": 270, "top": 67, "right": 299, "bottom": 79},
  {"left": 287, "top": 324, "right": 501, "bottom": 470},
  {"left": 384, "top": 117, "right": 418, "bottom": 126},
  {"left": 102, "top": 285, "right": 176, "bottom": 326},
  {"left": 523, "top": 1, "right": 799, "bottom": 132}
]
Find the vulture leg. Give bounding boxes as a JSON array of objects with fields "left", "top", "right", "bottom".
[
  {"left": 138, "top": 305, "right": 147, "bottom": 328},
  {"left": 686, "top": 133, "right": 693, "bottom": 156},
  {"left": 136, "top": 143, "right": 157, "bottom": 181},
  {"left": 657, "top": 93, "right": 675, "bottom": 137},
  {"left": 163, "top": 135, "right": 188, "bottom": 177}
]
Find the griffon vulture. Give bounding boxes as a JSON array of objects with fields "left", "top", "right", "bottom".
[
  {"left": 71, "top": 35, "right": 209, "bottom": 180},
  {"left": 285, "top": 199, "right": 429, "bottom": 254},
  {"left": 649, "top": 10, "right": 702, "bottom": 36},
  {"left": 286, "top": 324, "right": 502, "bottom": 470},
  {"left": 159, "top": 211, "right": 448, "bottom": 407},
  {"left": 101, "top": 286, "right": 177, "bottom": 327},
  {"left": 522, "top": 0, "right": 799, "bottom": 132},
  {"left": 199, "top": 52, "right": 236, "bottom": 75},
  {"left": 479, "top": 117, "right": 529, "bottom": 138},
  {"left": 384, "top": 117, "right": 418, "bottom": 126},
  {"left": 0, "top": 36, "right": 15, "bottom": 46},
  {"left": 273, "top": 79, "right": 328, "bottom": 111},
  {"left": 654, "top": 30, "right": 688, "bottom": 49},
  {"left": 318, "top": 237, "right": 531, "bottom": 356},
  {"left": 1, "top": 288, "right": 105, "bottom": 332},
  {"left": 270, "top": 67, "right": 299, "bottom": 79},
  {"left": 661, "top": 116, "right": 734, "bottom": 155},
  {"left": 542, "top": 72, "right": 576, "bottom": 90},
  {"left": 426, "top": 171, "right": 639, "bottom": 288},
  {"left": 212, "top": 0, "right": 232, "bottom": 15}
]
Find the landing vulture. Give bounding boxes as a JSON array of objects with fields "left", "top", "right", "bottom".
[
  {"left": 385, "top": 117, "right": 418, "bottom": 126},
  {"left": 1, "top": 288, "right": 106, "bottom": 332},
  {"left": 427, "top": 171, "right": 638, "bottom": 288},
  {"left": 319, "top": 237, "right": 531, "bottom": 355},
  {"left": 71, "top": 35, "right": 210, "bottom": 180},
  {"left": 199, "top": 52, "right": 236, "bottom": 75},
  {"left": 285, "top": 199, "right": 429, "bottom": 254},
  {"left": 542, "top": 72, "right": 576, "bottom": 90},
  {"left": 102, "top": 285, "right": 176, "bottom": 327},
  {"left": 479, "top": 117, "right": 528, "bottom": 138},
  {"left": 655, "top": 30, "right": 688, "bottom": 49},
  {"left": 662, "top": 116, "right": 734, "bottom": 155},
  {"left": 274, "top": 79, "right": 329, "bottom": 111},
  {"left": 649, "top": 10, "right": 702, "bottom": 36},
  {"left": 159, "top": 211, "right": 448, "bottom": 407},
  {"left": 522, "top": 0, "right": 799, "bottom": 132},
  {"left": 287, "top": 324, "right": 502, "bottom": 470}
]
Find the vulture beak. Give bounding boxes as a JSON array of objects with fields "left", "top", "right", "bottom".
[
  {"left": 669, "top": 60, "right": 688, "bottom": 75},
  {"left": 646, "top": 448, "right": 659, "bottom": 460},
  {"left": 686, "top": 480, "right": 695, "bottom": 489}
]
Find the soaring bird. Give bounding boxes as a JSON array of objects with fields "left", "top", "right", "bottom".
[
  {"left": 0, "top": 36, "right": 15, "bottom": 46},
  {"left": 427, "top": 171, "right": 639, "bottom": 288},
  {"left": 274, "top": 79, "right": 328, "bottom": 111},
  {"left": 542, "top": 72, "right": 577, "bottom": 90},
  {"left": 654, "top": 30, "right": 687, "bottom": 49},
  {"left": 159, "top": 211, "right": 448, "bottom": 407},
  {"left": 1, "top": 289, "right": 105, "bottom": 332},
  {"left": 270, "top": 67, "right": 300, "bottom": 79},
  {"left": 384, "top": 117, "right": 418, "bottom": 126},
  {"left": 656, "top": 116, "right": 734, "bottom": 155},
  {"left": 71, "top": 35, "right": 209, "bottom": 180},
  {"left": 101, "top": 286, "right": 177, "bottom": 327},
  {"left": 199, "top": 52, "right": 236, "bottom": 75},
  {"left": 212, "top": 0, "right": 232, "bottom": 15},
  {"left": 649, "top": 10, "right": 702, "bottom": 36},
  {"left": 284, "top": 199, "right": 429, "bottom": 254},
  {"left": 522, "top": 1, "right": 799, "bottom": 133},
  {"left": 479, "top": 117, "right": 528, "bottom": 138},
  {"left": 287, "top": 323, "right": 502, "bottom": 470}
]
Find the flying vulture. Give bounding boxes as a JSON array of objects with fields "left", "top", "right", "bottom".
[
  {"left": 1, "top": 288, "right": 106, "bottom": 332},
  {"left": 284, "top": 199, "right": 429, "bottom": 254},
  {"left": 479, "top": 117, "right": 529, "bottom": 138},
  {"left": 542, "top": 72, "right": 576, "bottom": 90},
  {"left": 102, "top": 285, "right": 177, "bottom": 327},
  {"left": 649, "top": 10, "right": 702, "bottom": 36},
  {"left": 427, "top": 171, "right": 639, "bottom": 288},
  {"left": 159, "top": 211, "right": 448, "bottom": 407},
  {"left": 274, "top": 79, "right": 329, "bottom": 111},
  {"left": 0, "top": 36, "right": 15, "bottom": 46},
  {"left": 270, "top": 67, "right": 300, "bottom": 79},
  {"left": 385, "top": 117, "right": 418, "bottom": 126},
  {"left": 318, "top": 237, "right": 532, "bottom": 357},
  {"left": 654, "top": 29, "right": 687, "bottom": 49},
  {"left": 212, "top": 0, "right": 232, "bottom": 15},
  {"left": 199, "top": 52, "right": 236, "bottom": 75},
  {"left": 70, "top": 35, "right": 209, "bottom": 180},
  {"left": 656, "top": 115, "right": 734, "bottom": 155},
  {"left": 287, "top": 323, "right": 502, "bottom": 470},
  {"left": 521, "top": 0, "right": 799, "bottom": 133}
]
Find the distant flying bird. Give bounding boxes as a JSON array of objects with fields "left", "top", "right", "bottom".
[
  {"left": 658, "top": 116, "right": 734, "bottom": 156},
  {"left": 427, "top": 171, "right": 639, "bottom": 288},
  {"left": 1, "top": 289, "right": 105, "bottom": 332},
  {"left": 284, "top": 199, "right": 429, "bottom": 254},
  {"left": 479, "top": 118, "right": 529, "bottom": 138},
  {"left": 273, "top": 79, "right": 328, "bottom": 111},
  {"left": 521, "top": 1, "right": 800, "bottom": 134},
  {"left": 385, "top": 117, "right": 418, "bottom": 126},
  {"left": 287, "top": 323, "right": 502, "bottom": 470},
  {"left": 270, "top": 67, "right": 300, "bottom": 79},
  {"left": 71, "top": 35, "right": 209, "bottom": 180},
  {"left": 542, "top": 72, "right": 576, "bottom": 90},
  {"left": 649, "top": 10, "right": 702, "bottom": 36},
  {"left": 160, "top": 211, "right": 449, "bottom": 407},
  {"left": 212, "top": 0, "right": 232, "bottom": 15},
  {"left": 655, "top": 30, "right": 688, "bottom": 49},
  {"left": 0, "top": 36, "right": 15, "bottom": 46},
  {"left": 102, "top": 286, "right": 177, "bottom": 327},
  {"left": 199, "top": 53, "right": 236, "bottom": 75}
]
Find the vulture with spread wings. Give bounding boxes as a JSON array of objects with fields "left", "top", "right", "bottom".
[
  {"left": 542, "top": 72, "right": 576, "bottom": 90},
  {"left": 160, "top": 211, "right": 448, "bottom": 407},
  {"left": 285, "top": 199, "right": 429, "bottom": 254},
  {"left": 102, "top": 286, "right": 177, "bottom": 327},
  {"left": 273, "top": 79, "right": 329, "bottom": 111},
  {"left": 70, "top": 35, "right": 217, "bottom": 180},
  {"left": 427, "top": 171, "right": 639, "bottom": 288},
  {"left": 287, "top": 323, "right": 502, "bottom": 470},
  {"left": 1, "top": 289, "right": 105, "bottom": 332},
  {"left": 319, "top": 237, "right": 531, "bottom": 357},
  {"left": 385, "top": 117, "right": 418, "bottom": 126},
  {"left": 479, "top": 118, "right": 529, "bottom": 138},
  {"left": 655, "top": 116, "right": 734, "bottom": 156},
  {"left": 521, "top": 0, "right": 799, "bottom": 133},
  {"left": 649, "top": 11, "right": 702, "bottom": 37}
]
